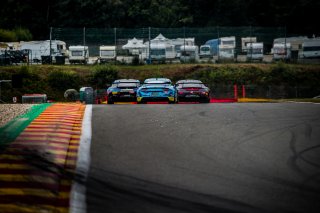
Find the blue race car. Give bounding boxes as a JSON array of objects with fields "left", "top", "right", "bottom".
[
  {"left": 136, "top": 78, "right": 176, "bottom": 104},
  {"left": 107, "top": 79, "right": 140, "bottom": 104}
]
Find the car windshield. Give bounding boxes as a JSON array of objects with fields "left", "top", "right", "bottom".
[
  {"left": 144, "top": 82, "right": 170, "bottom": 86},
  {"left": 178, "top": 83, "right": 204, "bottom": 88},
  {"left": 117, "top": 83, "right": 138, "bottom": 88}
]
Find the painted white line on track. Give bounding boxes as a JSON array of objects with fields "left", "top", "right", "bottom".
[
  {"left": 70, "top": 105, "right": 92, "bottom": 213},
  {"left": 286, "top": 101, "right": 320, "bottom": 104}
]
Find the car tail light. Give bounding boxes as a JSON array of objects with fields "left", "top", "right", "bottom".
[{"left": 185, "top": 88, "right": 200, "bottom": 91}]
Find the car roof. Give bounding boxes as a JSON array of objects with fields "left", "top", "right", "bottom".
[
  {"left": 144, "top": 78, "right": 172, "bottom": 84},
  {"left": 113, "top": 79, "right": 140, "bottom": 83},
  {"left": 176, "top": 79, "right": 202, "bottom": 84},
  {"left": 180, "top": 83, "right": 205, "bottom": 88}
]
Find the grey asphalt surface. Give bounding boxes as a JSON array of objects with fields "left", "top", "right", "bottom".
[{"left": 87, "top": 103, "right": 320, "bottom": 213}]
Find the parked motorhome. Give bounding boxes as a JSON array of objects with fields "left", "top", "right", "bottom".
[
  {"left": 180, "top": 45, "right": 199, "bottom": 62},
  {"left": 99, "top": 46, "right": 116, "bottom": 63},
  {"left": 149, "top": 43, "right": 166, "bottom": 62},
  {"left": 200, "top": 39, "right": 219, "bottom": 58},
  {"left": 246, "top": 42, "right": 264, "bottom": 61},
  {"left": 171, "top": 38, "right": 195, "bottom": 58},
  {"left": 241, "top": 37, "right": 257, "bottom": 53},
  {"left": 146, "top": 34, "right": 176, "bottom": 62},
  {"left": 218, "top": 37, "right": 236, "bottom": 61},
  {"left": 272, "top": 43, "right": 291, "bottom": 61},
  {"left": 220, "top": 36, "right": 236, "bottom": 47},
  {"left": 218, "top": 45, "right": 235, "bottom": 61},
  {"left": 300, "top": 39, "right": 320, "bottom": 59},
  {"left": 273, "top": 37, "right": 308, "bottom": 60},
  {"left": 68, "top": 46, "right": 89, "bottom": 64},
  {"left": 20, "top": 40, "right": 67, "bottom": 63}
]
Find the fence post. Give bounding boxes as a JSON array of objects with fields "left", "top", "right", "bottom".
[
  {"left": 148, "top": 27, "right": 151, "bottom": 64},
  {"left": 50, "top": 27, "right": 52, "bottom": 64},
  {"left": 242, "top": 85, "right": 246, "bottom": 98},
  {"left": 234, "top": 84, "right": 238, "bottom": 100}
]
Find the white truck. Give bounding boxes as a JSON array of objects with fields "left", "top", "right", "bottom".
[
  {"left": 272, "top": 43, "right": 291, "bottom": 61},
  {"left": 246, "top": 42, "right": 264, "bottom": 62},
  {"left": 199, "top": 39, "right": 219, "bottom": 58},
  {"left": 180, "top": 45, "right": 199, "bottom": 62},
  {"left": 68, "top": 45, "right": 89, "bottom": 64},
  {"left": 99, "top": 45, "right": 116, "bottom": 63}
]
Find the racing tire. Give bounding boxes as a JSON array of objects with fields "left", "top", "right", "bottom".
[{"left": 107, "top": 98, "right": 114, "bottom": 104}]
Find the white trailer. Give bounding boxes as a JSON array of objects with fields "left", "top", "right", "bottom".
[
  {"left": 220, "top": 36, "right": 236, "bottom": 47},
  {"left": 20, "top": 40, "right": 67, "bottom": 63},
  {"left": 180, "top": 45, "right": 199, "bottom": 62},
  {"left": 148, "top": 43, "right": 176, "bottom": 62},
  {"left": 99, "top": 46, "right": 116, "bottom": 63},
  {"left": 272, "top": 43, "right": 291, "bottom": 61},
  {"left": 246, "top": 42, "right": 264, "bottom": 61},
  {"left": 300, "top": 39, "right": 320, "bottom": 59},
  {"left": 218, "top": 37, "right": 236, "bottom": 61},
  {"left": 241, "top": 37, "right": 257, "bottom": 52},
  {"left": 68, "top": 46, "right": 89, "bottom": 64},
  {"left": 218, "top": 45, "right": 235, "bottom": 61},
  {"left": 273, "top": 37, "right": 308, "bottom": 60}
]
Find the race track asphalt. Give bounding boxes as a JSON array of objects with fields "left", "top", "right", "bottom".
[{"left": 87, "top": 103, "right": 320, "bottom": 213}]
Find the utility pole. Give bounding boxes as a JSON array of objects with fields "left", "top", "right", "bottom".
[
  {"left": 148, "top": 27, "right": 151, "bottom": 64},
  {"left": 114, "top": 27, "right": 117, "bottom": 63},
  {"left": 284, "top": 26, "right": 287, "bottom": 62},
  {"left": 183, "top": 26, "right": 186, "bottom": 63},
  {"left": 49, "top": 27, "right": 52, "bottom": 64},
  {"left": 83, "top": 27, "right": 86, "bottom": 64},
  {"left": 250, "top": 26, "right": 252, "bottom": 62}
]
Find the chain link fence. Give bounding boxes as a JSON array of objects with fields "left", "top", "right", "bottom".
[
  {"left": 238, "top": 85, "right": 320, "bottom": 99},
  {"left": 51, "top": 26, "right": 291, "bottom": 57}
]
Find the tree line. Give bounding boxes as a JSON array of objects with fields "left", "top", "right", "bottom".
[{"left": 0, "top": 0, "right": 319, "bottom": 40}]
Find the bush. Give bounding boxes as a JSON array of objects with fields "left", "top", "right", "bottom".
[
  {"left": 14, "top": 28, "right": 33, "bottom": 41},
  {"left": 91, "top": 65, "right": 118, "bottom": 88},
  {"left": 48, "top": 70, "right": 80, "bottom": 91},
  {"left": 0, "top": 29, "right": 16, "bottom": 41}
]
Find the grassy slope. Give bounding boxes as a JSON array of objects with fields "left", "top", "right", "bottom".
[{"left": 0, "top": 63, "right": 319, "bottom": 101}]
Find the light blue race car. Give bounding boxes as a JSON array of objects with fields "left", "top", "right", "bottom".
[{"left": 136, "top": 78, "right": 176, "bottom": 104}]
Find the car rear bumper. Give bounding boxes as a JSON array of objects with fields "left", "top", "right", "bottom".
[
  {"left": 137, "top": 96, "right": 175, "bottom": 102},
  {"left": 178, "top": 95, "right": 210, "bottom": 102}
]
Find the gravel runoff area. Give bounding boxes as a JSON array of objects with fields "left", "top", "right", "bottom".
[{"left": 0, "top": 104, "right": 35, "bottom": 128}]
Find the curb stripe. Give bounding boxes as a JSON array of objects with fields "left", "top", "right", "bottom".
[
  {"left": 0, "top": 103, "right": 86, "bottom": 212},
  {"left": 70, "top": 104, "right": 92, "bottom": 213}
]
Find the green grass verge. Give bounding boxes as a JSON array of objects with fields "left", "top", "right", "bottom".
[{"left": 0, "top": 103, "right": 52, "bottom": 146}]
